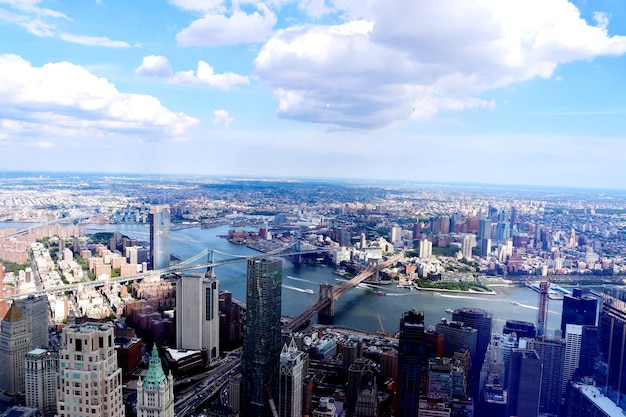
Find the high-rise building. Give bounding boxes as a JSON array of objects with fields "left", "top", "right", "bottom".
[
  {"left": 176, "top": 274, "right": 220, "bottom": 362},
  {"left": 506, "top": 348, "right": 542, "bottom": 417},
  {"left": 597, "top": 292, "right": 626, "bottom": 407},
  {"left": 242, "top": 258, "right": 283, "bottom": 417},
  {"left": 398, "top": 310, "right": 426, "bottom": 417},
  {"left": 419, "top": 239, "right": 432, "bottom": 259},
  {"left": 561, "top": 288, "right": 598, "bottom": 336},
  {"left": 0, "top": 303, "right": 31, "bottom": 395},
  {"left": 149, "top": 205, "right": 170, "bottom": 270},
  {"left": 578, "top": 325, "right": 598, "bottom": 379},
  {"left": 435, "top": 320, "right": 478, "bottom": 372},
  {"left": 15, "top": 294, "right": 49, "bottom": 350},
  {"left": 503, "top": 320, "right": 536, "bottom": 340},
  {"left": 563, "top": 324, "right": 583, "bottom": 397},
  {"left": 451, "top": 308, "right": 492, "bottom": 379},
  {"left": 0, "top": 263, "right": 7, "bottom": 320},
  {"left": 526, "top": 338, "right": 564, "bottom": 416},
  {"left": 56, "top": 322, "right": 125, "bottom": 417},
  {"left": 390, "top": 226, "right": 403, "bottom": 246},
  {"left": 461, "top": 235, "right": 473, "bottom": 259},
  {"left": 347, "top": 358, "right": 373, "bottom": 416},
  {"left": 137, "top": 345, "right": 174, "bottom": 417},
  {"left": 279, "top": 339, "right": 307, "bottom": 417},
  {"left": 478, "top": 219, "right": 491, "bottom": 242},
  {"left": 25, "top": 348, "right": 58, "bottom": 414},
  {"left": 537, "top": 281, "right": 549, "bottom": 338},
  {"left": 353, "top": 370, "right": 378, "bottom": 417}
]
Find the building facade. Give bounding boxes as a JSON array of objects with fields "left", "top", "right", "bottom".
[
  {"left": 279, "top": 339, "right": 307, "bottom": 417},
  {"left": 0, "top": 303, "right": 31, "bottom": 396},
  {"left": 175, "top": 274, "right": 220, "bottom": 362},
  {"left": 561, "top": 288, "right": 597, "bottom": 335},
  {"left": 56, "top": 323, "right": 125, "bottom": 417},
  {"left": 137, "top": 345, "right": 174, "bottom": 417},
  {"left": 25, "top": 348, "right": 58, "bottom": 415},
  {"left": 15, "top": 294, "right": 49, "bottom": 350},
  {"left": 398, "top": 310, "right": 426, "bottom": 417},
  {"left": 241, "top": 258, "right": 283, "bottom": 417},
  {"left": 149, "top": 205, "right": 170, "bottom": 270}
]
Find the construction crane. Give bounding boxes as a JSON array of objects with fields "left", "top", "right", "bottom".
[{"left": 265, "top": 385, "right": 279, "bottom": 417}]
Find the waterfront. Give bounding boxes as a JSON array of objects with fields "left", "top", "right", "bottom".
[{"left": 79, "top": 223, "right": 565, "bottom": 336}]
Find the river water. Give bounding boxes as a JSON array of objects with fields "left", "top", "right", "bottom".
[
  {"left": 85, "top": 224, "right": 565, "bottom": 336},
  {"left": 2, "top": 222, "right": 564, "bottom": 336}
]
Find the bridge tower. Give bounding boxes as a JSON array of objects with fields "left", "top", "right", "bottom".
[
  {"left": 205, "top": 250, "right": 215, "bottom": 278},
  {"left": 365, "top": 258, "right": 380, "bottom": 284},
  {"left": 293, "top": 239, "right": 303, "bottom": 265},
  {"left": 318, "top": 283, "right": 335, "bottom": 324}
]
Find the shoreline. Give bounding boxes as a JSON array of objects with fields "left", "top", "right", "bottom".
[{"left": 413, "top": 285, "right": 497, "bottom": 296}]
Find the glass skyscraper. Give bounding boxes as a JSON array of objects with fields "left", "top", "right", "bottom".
[
  {"left": 398, "top": 310, "right": 426, "bottom": 417},
  {"left": 242, "top": 258, "right": 283, "bottom": 417},
  {"left": 149, "top": 205, "right": 170, "bottom": 270}
]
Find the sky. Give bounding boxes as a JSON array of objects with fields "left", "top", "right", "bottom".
[{"left": 2, "top": 0, "right": 626, "bottom": 189}]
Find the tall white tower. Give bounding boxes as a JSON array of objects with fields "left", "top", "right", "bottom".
[
  {"left": 137, "top": 345, "right": 174, "bottom": 417},
  {"left": 56, "top": 323, "right": 125, "bottom": 417},
  {"left": 563, "top": 324, "right": 583, "bottom": 397},
  {"left": 176, "top": 274, "right": 220, "bottom": 362},
  {"left": 279, "top": 338, "right": 307, "bottom": 417}
]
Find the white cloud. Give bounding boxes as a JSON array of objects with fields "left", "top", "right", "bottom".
[
  {"left": 212, "top": 109, "right": 234, "bottom": 127},
  {"left": 169, "top": 0, "right": 225, "bottom": 13},
  {"left": 136, "top": 56, "right": 249, "bottom": 90},
  {"left": 254, "top": 0, "right": 626, "bottom": 129},
  {"left": 0, "top": 54, "right": 199, "bottom": 140},
  {"left": 59, "top": 33, "right": 131, "bottom": 48},
  {"left": 136, "top": 55, "right": 174, "bottom": 78},
  {"left": 176, "top": 4, "right": 277, "bottom": 46},
  {"left": 0, "top": 0, "right": 130, "bottom": 46}
]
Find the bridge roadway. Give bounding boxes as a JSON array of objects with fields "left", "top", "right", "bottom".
[
  {"left": 5, "top": 247, "right": 331, "bottom": 301},
  {"left": 282, "top": 254, "right": 402, "bottom": 333}
]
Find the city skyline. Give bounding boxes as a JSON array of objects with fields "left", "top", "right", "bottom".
[{"left": 2, "top": 1, "right": 626, "bottom": 189}]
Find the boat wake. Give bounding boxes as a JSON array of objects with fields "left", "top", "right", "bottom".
[
  {"left": 287, "top": 275, "right": 317, "bottom": 284},
  {"left": 282, "top": 284, "right": 315, "bottom": 295},
  {"left": 437, "top": 293, "right": 493, "bottom": 301}
]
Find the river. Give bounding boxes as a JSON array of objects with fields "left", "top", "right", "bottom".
[{"left": 72, "top": 223, "right": 564, "bottom": 336}]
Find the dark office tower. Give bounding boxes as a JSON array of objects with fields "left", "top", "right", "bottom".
[
  {"left": 506, "top": 349, "right": 542, "bottom": 417},
  {"left": 503, "top": 319, "right": 536, "bottom": 340},
  {"left": 578, "top": 325, "right": 598, "bottom": 379},
  {"left": 452, "top": 308, "right": 492, "bottom": 376},
  {"left": 242, "top": 258, "right": 283, "bottom": 417},
  {"left": 510, "top": 206, "right": 517, "bottom": 231},
  {"left": 561, "top": 288, "right": 598, "bottom": 336},
  {"left": 537, "top": 281, "right": 549, "bottom": 338},
  {"left": 435, "top": 320, "right": 478, "bottom": 370},
  {"left": 347, "top": 358, "right": 373, "bottom": 417},
  {"left": 398, "top": 310, "right": 426, "bottom": 417},
  {"left": 527, "top": 338, "right": 565, "bottom": 416},
  {"left": 440, "top": 216, "right": 450, "bottom": 234},
  {"left": 597, "top": 292, "right": 626, "bottom": 408},
  {"left": 149, "top": 205, "right": 170, "bottom": 270}
]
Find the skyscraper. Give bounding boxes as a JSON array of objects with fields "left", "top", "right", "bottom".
[
  {"left": 526, "top": 338, "right": 565, "bottom": 416},
  {"left": 137, "top": 345, "right": 174, "bottom": 417},
  {"left": 56, "top": 322, "right": 125, "bottom": 417},
  {"left": 0, "top": 302, "right": 31, "bottom": 396},
  {"left": 506, "top": 348, "right": 542, "bottom": 417},
  {"left": 149, "top": 205, "right": 170, "bottom": 270},
  {"left": 176, "top": 274, "right": 220, "bottom": 362},
  {"left": 452, "top": 307, "right": 492, "bottom": 394},
  {"left": 597, "top": 292, "right": 626, "bottom": 407},
  {"left": 15, "top": 294, "right": 49, "bottom": 350},
  {"left": 398, "top": 310, "right": 426, "bottom": 417},
  {"left": 25, "top": 348, "right": 58, "bottom": 415},
  {"left": 560, "top": 288, "right": 597, "bottom": 336},
  {"left": 279, "top": 339, "right": 307, "bottom": 417},
  {"left": 563, "top": 324, "right": 583, "bottom": 397},
  {"left": 242, "top": 258, "right": 283, "bottom": 417}
]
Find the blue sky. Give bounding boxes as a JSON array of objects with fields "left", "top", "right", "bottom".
[{"left": 2, "top": 0, "right": 626, "bottom": 188}]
